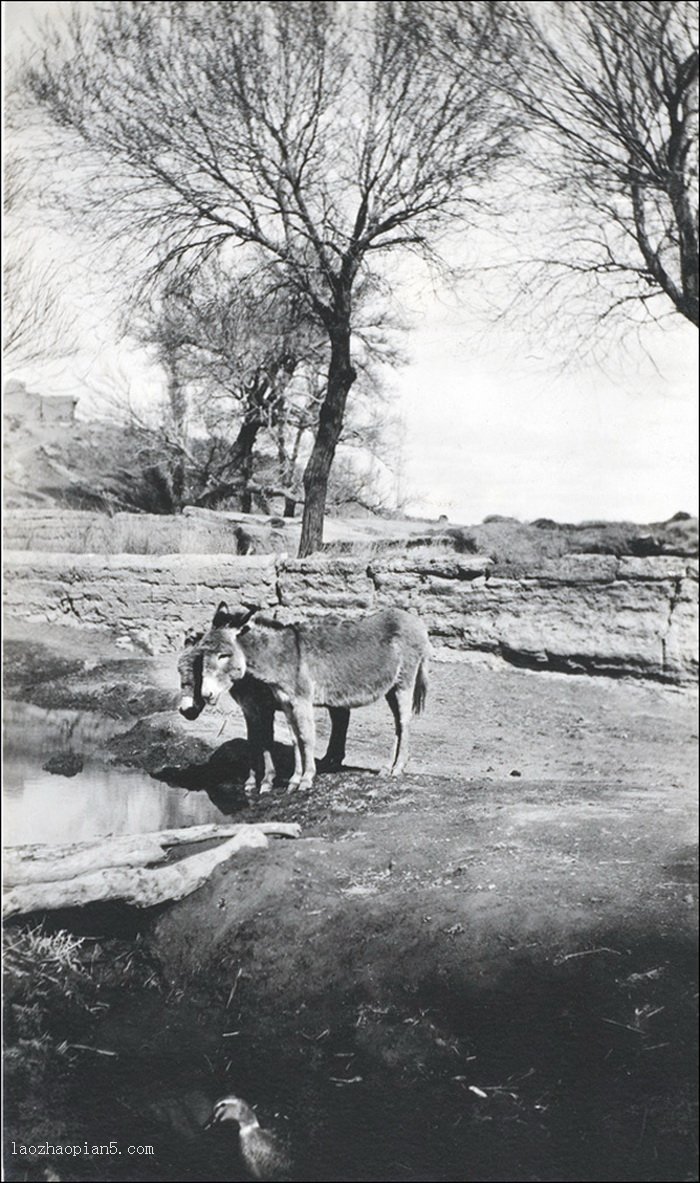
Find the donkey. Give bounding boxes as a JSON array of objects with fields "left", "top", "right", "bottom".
[
  {"left": 198, "top": 603, "right": 430, "bottom": 791},
  {"left": 177, "top": 624, "right": 352, "bottom": 797}
]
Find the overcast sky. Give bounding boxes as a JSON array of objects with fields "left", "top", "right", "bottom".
[{"left": 4, "top": 0, "right": 698, "bottom": 524}]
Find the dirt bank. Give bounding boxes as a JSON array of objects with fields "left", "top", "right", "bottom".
[
  {"left": 3, "top": 625, "right": 698, "bottom": 1182},
  {"left": 151, "top": 772, "right": 698, "bottom": 1182}
]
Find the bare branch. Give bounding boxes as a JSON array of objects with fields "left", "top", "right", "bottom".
[{"left": 505, "top": 0, "right": 698, "bottom": 329}]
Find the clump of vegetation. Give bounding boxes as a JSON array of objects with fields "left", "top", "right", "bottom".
[
  {"left": 4, "top": 925, "right": 163, "bottom": 1099},
  {"left": 454, "top": 515, "right": 699, "bottom": 569},
  {"left": 318, "top": 514, "right": 698, "bottom": 565},
  {"left": 5, "top": 924, "right": 163, "bottom": 1013},
  {"left": 4, "top": 924, "right": 166, "bottom": 1179},
  {"left": 5, "top": 925, "right": 87, "bottom": 999},
  {"left": 4, "top": 927, "right": 91, "bottom": 1153}
]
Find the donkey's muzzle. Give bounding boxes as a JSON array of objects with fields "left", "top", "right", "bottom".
[{"left": 179, "top": 696, "right": 204, "bottom": 720}]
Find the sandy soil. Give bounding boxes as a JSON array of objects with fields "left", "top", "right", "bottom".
[{"left": 3, "top": 626, "right": 698, "bottom": 1183}]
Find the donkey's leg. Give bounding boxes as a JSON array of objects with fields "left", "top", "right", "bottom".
[
  {"left": 241, "top": 705, "right": 265, "bottom": 799},
  {"left": 290, "top": 727, "right": 302, "bottom": 787},
  {"left": 296, "top": 699, "right": 318, "bottom": 790},
  {"left": 281, "top": 704, "right": 303, "bottom": 790},
  {"left": 238, "top": 705, "right": 263, "bottom": 799},
  {"left": 284, "top": 700, "right": 316, "bottom": 792},
  {"left": 319, "top": 707, "right": 350, "bottom": 771},
  {"left": 281, "top": 704, "right": 303, "bottom": 791},
  {"left": 385, "top": 685, "right": 413, "bottom": 777},
  {"left": 238, "top": 692, "right": 277, "bottom": 798},
  {"left": 258, "top": 705, "right": 277, "bottom": 796}
]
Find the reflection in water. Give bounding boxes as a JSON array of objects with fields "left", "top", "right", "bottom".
[
  {"left": 4, "top": 701, "right": 229, "bottom": 846},
  {"left": 3, "top": 699, "right": 129, "bottom": 757}
]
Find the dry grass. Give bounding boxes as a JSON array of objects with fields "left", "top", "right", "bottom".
[
  {"left": 4, "top": 507, "right": 697, "bottom": 559},
  {"left": 4, "top": 924, "right": 163, "bottom": 1018},
  {"left": 4, "top": 925, "right": 86, "bottom": 990}
]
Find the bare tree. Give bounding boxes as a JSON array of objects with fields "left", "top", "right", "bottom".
[
  {"left": 137, "top": 263, "right": 404, "bottom": 515},
  {"left": 505, "top": 0, "right": 698, "bottom": 331},
  {"left": 141, "top": 265, "right": 325, "bottom": 512},
  {"left": 3, "top": 251, "right": 75, "bottom": 369},
  {"left": 3, "top": 154, "right": 81, "bottom": 369},
  {"left": 21, "top": 0, "right": 516, "bottom": 553}
]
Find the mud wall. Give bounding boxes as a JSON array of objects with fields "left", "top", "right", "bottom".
[{"left": 3, "top": 551, "right": 697, "bottom": 683}]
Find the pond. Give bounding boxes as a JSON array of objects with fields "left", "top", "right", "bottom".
[{"left": 3, "top": 701, "right": 229, "bottom": 847}]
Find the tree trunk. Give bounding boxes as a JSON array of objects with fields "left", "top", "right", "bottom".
[
  {"left": 167, "top": 368, "right": 187, "bottom": 509},
  {"left": 275, "top": 408, "right": 301, "bottom": 517},
  {"left": 299, "top": 324, "right": 356, "bottom": 557},
  {"left": 235, "top": 418, "right": 259, "bottom": 512},
  {"left": 197, "top": 417, "right": 261, "bottom": 510}
]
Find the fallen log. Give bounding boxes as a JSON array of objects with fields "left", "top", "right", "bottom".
[
  {"left": 3, "top": 822, "right": 302, "bottom": 918},
  {"left": 158, "top": 821, "right": 301, "bottom": 845},
  {"left": 3, "top": 827, "right": 274, "bottom": 918},
  {"left": 4, "top": 822, "right": 301, "bottom": 887}
]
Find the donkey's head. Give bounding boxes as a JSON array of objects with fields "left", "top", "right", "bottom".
[
  {"left": 177, "top": 629, "right": 205, "bottom": 719},
  {"left": 199, "top": 601, "right": 257, "bottom": 704}
]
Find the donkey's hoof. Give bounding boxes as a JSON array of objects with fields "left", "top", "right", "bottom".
[
  {"left": 286, "top": 777, "right": 301, "bottom": 793},
  {"left": 297, "top": 778, "right": 314, "bottom": 793},
  {"left": 258, "top": 779, "right": 274, "bottom": 797},
  {"left": 316, "top": 758, "right": 343, "bottom": 773}
]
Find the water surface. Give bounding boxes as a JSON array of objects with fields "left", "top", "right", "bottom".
[{"left": 3, "top": 701, "right": 227, "bottom": 846}]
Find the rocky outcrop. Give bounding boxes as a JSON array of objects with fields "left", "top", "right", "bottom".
[{"left": 3, "top": 550, "right": 697, "bottom": 683}]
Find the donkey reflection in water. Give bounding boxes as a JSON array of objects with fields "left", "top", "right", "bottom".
[
  {"left": 178, "top": 624, "right": 354, "bottom": 797},
  {"left": 198, "top": 603, "right": 430, "bottom": 791}
]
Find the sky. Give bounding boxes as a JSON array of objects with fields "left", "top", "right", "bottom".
[{"left": 3, "top": 0, "right": 698, "bottom": 525}]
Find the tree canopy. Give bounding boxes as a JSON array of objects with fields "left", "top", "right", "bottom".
[{"left": 22, "top": 0, "right": 517, "bottom": 552}]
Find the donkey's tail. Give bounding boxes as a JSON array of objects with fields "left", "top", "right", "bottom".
[{"left": 412, "top": 657, "right": 428, "bottom": 715}]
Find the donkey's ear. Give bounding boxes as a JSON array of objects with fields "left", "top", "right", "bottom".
[
  {"left": 184, "top": 629, "right": 203, "bottom": 647},
  {"left": 213, "top": 601, "right": 230, "bottom": 627},
  {"left": 240, "top": 603, "right": 261, "bottom": 625}
]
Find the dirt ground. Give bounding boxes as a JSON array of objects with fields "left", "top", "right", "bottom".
[{"left": 3, "top": 624, "right": 698, "bottom": 1183}]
